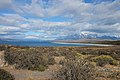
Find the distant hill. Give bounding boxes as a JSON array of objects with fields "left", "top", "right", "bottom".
[{"left": 92, "top": 40, "right": 120, "bottom": 45}]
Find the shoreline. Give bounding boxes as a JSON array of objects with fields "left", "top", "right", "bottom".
[{"left": 52, "top": 41, "right": 113, "bottom": 46}]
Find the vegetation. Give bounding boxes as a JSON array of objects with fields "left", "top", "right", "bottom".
[
  {"left": 0, "top": 69, "right": 15, "bottom": 80},
  {"left": 92, "top": 55, "right": 118, "bottom": 66},
  {"left": 36, "top": 64, "right": 46, "bottom": 71},
  {"left": 54, "top": 58, "right": 96, "bottom": 80},
  {"left": 4, "top": 47, "right": 56, "bottom": 71},
  {"left": 48, "top": 57, "right": 56, "bottom": 65},
  {"left": 0, "top": 45, "right": 120, "bottom": 80},
  {"left": 108, "top": 71, "right": 120, "bottom": 80},
  {"left": 93, "top": 40, "right": 120, "bottom": 45}
]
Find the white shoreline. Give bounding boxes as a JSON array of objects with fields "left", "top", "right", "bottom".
[{"left": 52, "top": 42, "right": 113, "bottom": 46}]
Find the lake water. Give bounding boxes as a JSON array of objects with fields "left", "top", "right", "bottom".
[{"left": 0, "top": 41, "right": 110, "bottom": 47}]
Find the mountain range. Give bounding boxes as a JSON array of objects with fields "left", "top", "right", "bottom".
[
  {"left": 58, "top": 33, "right": 120, "bottom": 40},
  {"left": 0, "top": 34, "right": 120, "bottom": 42}
]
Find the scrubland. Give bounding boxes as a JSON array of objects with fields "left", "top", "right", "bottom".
[{"left": 0, "top": 45, "right": 120, "bottom": 80}]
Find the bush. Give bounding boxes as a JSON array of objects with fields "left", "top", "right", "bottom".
[
  {"left": 92, "top": 55, "right": 118, "bottom": 66},
  {"left": 0, "top": 69, "right": 15, "bottom": 80},
  {"left": 4, "top": 48, "right": 49, "bottom": 71},
  {"left": 108, "top": 71, "right": 120, "bottom": 80},
  {"left": 48, "top": 57, "right": 56, "bottom": 65},
  {"left": 54, "top": 58, "right": 96, "bottom": 80},
  {"left": 37, "top": 65, "right": 46, "bottom": 72}
]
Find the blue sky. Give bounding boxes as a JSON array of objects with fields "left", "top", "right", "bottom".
[{"left": 0, "top": 0, "right": 120, "bottom": 40}]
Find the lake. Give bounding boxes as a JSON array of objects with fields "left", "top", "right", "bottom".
[{"left": 0, "top": 40, "right": 111, "bottom": 47}]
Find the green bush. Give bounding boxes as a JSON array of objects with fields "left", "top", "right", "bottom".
[
  {"left": 37, "top": 65, "right": 46, "bottom": 71},
  {"left": 92, "top": 55, "right": 118, "bottom": 66},
  {"left": 0, "top": 69, "right": 15, "bottom": 80}
]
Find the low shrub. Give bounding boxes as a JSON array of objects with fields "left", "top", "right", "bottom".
[
  {"left": 48, "top": 57, "right": 56, "bottom": 65},
  {"left": 54, "top": 58, "right": 96, "bottom": 80},
  {"left": 0, "top": 69, "right": 15, "bottom": 80},
  {"left": 37, "top": 65, "right": 46, "bottom": 72},
  {"left": 92, "top": 55, "right": 118, "bottom": 66},
  {"left": 108, "top": 71, "right": 120, "bottom": 80},
  {"left": 4, "top": 48, "right": 49, "bottom": 71}
]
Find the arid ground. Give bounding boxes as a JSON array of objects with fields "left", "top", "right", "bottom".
[{"left": 0, "top": 45, "right": 120, "bottom": 80}]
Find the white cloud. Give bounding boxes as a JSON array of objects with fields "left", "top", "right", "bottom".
[
  {"left": 0, "top": 26, "right": 20, "bottom": 32},
  {"left": 0, "top": 0, "right": 120, "bottom": 40},
  {"left": 28, "top": 19, "right": 71, "bottom": 28},
  {"left": 0, "top": 0, "right": 12, "bottom": 9},
  {"left": 0, "top": 14, "right": 26, "bottom": 26},
  {"left": 25, "top": 35, "right": 39, "bottom": 39}
]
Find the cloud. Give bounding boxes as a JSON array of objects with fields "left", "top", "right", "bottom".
[
  {"left": 0, "top": 0, "right": 12, "bottom": 9},
  {"left": 0, "top": 13, "right": 72, "bottom": 39},
  {"left": 0, "top": 0, "right": 120, "bottom": 40},
  {"left": 0, "top": 26, "right": 20, "bottom": 32},
  {"left": 28, "top": 19, "right": 71, "bottom": 28},
  {"left": 0, "top": 14, "right": 26, "bottom": 26},
  {"left": 25, "top": 35, "right": 39, "bottom": 39}
]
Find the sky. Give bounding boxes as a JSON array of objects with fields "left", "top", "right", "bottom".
[{"left": 0, "top": 0, "right": 120, "bottom": 40}]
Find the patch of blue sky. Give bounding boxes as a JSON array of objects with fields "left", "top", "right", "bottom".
[
  {"left": 22, "top": 14, "right": 41, "bottom": 19},
  {"left": 84, "top": 0, "right": 115, "bottom": 4},
  {"left": 42, "top": 0, "right": 49, "bottom": 3},
  {"left": 84, "top": 0, "right": 94, "bottom": 3},
  {"left": 13, "top": 0, "right": 32, "bottom": 5},
  {"left": 42, "top": 0, "right": 53, "bottom": 8},
  {"left": 42, "top": 16, "right": 73, "bottom": 22},
  {"left": 0, "top": 8, "right": 15, "bottom": 15},
  {"left": 26, "top": 31, "right": 44, "bottom": 35},
  {"left": 19, "top": 21, "right": 29, "bottom": 24}
]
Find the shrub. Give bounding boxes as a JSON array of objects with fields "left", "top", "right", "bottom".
[
  {"left": 92, "top": 55, "right": 118, "bottom": 66},
  {"left": 110, "top": 60, "right": 118, "bottom": 66},
  {"left": 54, "top": 58, "right": 96, "bottom": 80},
  {"left": 37, "top": 64, "right": 46, "bottom": 71},
  {"left": 108, "top": 71, "right": 120, "bottom": 80},
  {"left": 4, "top": 48, "right": 48, "bottom": 71},
  {"left": 48, "top": 57, "right": 56, "bottom": 65},
  {"left": 0, "top": 69, "right": 15, "bottom": 80}
]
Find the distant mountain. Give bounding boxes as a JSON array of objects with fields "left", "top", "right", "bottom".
[
  {"left": 0, "top": 33, "right": 120, "bottom": 42},
  {"left": 97, "top": 36, "right": 120, "bottom": 40},
  {"left": 58, "top": 33, "right": 120, "bottom": 40}
]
